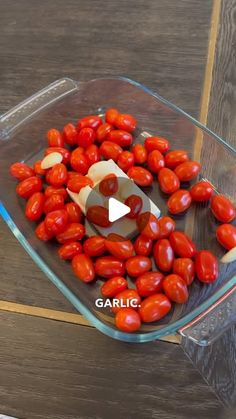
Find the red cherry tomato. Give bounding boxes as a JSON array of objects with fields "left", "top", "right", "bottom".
[
  {"left": 72, "top": 253, "right": 95, "bottom": 283},
  {"left": 163, "top": 274, "right": 188, "bottom": 303},
  {"left": 190, "top": 181, "right": 214, "bottom": 202},
  {"left": 86, "top": 205, "right": 111, "bottom": 228},
  {"left": 105, "top": 108, "right": 119, "bottom": 125},
  {"left": 147, "top": 150, "right": 165, "bottom": 173},
  {"left": 58, "top": 241, "right": 83, "bottom": 260},
  {"left": 99, "top": 141, "right": 122, "bottom": 162},
  {"left": 35, "top": 221, "right": 53, "bottom": 241},
  {"left": 47, "top": 128, "right": 64, "bottom": 147},
  {"left": 136, "top": 272, "right": 163, "bottom": 297},
  {"left": 127, "top": 166, "right": 153, "bottom": 187},
  {"left": 45, "top": 168, "right": 52, "bottom": 184},
  {"left": 134, "top": 235, "right": 153, "bottom": 256},
  {"left": 136, "top": 212, "right": 159, "bottom": 240},
  {"left": 167, "top": 190, "right": 192, "bottom": 214},
  {"left": 216, "top": 224, "right": 236, "bottom": 250},
  {"left": 125, "top": 256, "right": 151, "bottom": 277},
  {"left": 45, "top": 209, "right": 68, "bottom": 236},
  {"left": 67, "top": 174, "right": 93, "bottom": 193},
  {"left": 139, "top": 293, "right": 171, "bottom": 322},
  {"left": 174, "top": 161, "right": 201, "bottom": 182},
  {"left": 211, "top": 195, "right": 236, "bottom": 223},
  {"left": 16, "top": 176, "right": 42, "bottom": 199},
  {"left": 165, "top": 150, "right": 189, "bottom": 169},
  {"left": 25, "top": 192, "right": 45, "bottom": 221},
  {"left": 10, "top": 162, "right": 34, "bottom": 181},
  {"left": 83, "top": 236, "right": 106, "bottom": 257},
  {"left": 107, "top": 130, "right": 133, "bottom": 147},
  {"left": 115, "top": 308, "right": 141, "bottom": 332},
  {"left": 124, "top": 195, "right": 143, "bottom": 219},
  {"left": 95, "top": 256, "right": 125, "bottom": 279},
  {"left": 70, "top": 148, "right": 89, "bottom": 174},
  {"left": 63, "top": 123, "right": 78, "bottom": 145},
  {"left": 114, "top": 113, "right": 137, "bottom": 133},
  {"left": 105, "top": 233, "right": 134, "bottom": 260},
  {"left": 34, "top": 160, "right": 46, "bottom": 176},
  {"left": 144, "top": 136, "right": 170, "bottom": 154},
  {"left": 195, "top": 250, "right": 218, "bottom": 283},
  {"left": 45, "top": 186, "right": 68, "bottom": 200},
  {"left": 132, "top": 144, "right": 147, "bottom": 165},
  {"left": 173, "top": 258, "right": 195, "bottom": 286},
  {"left": 157, "top": 216, "right": 175, "bottom": 239},
  {"left": 96, "top": 123, "right": 113, "bottom": 143},
  {"left": 84, "top": 144, "right": 100, "bottom": 165},
  {"left": 169, "top": 231, "right": 196, "bottom": 258},
  {"left": 43, "top": 193, "right": 64, "bottom": 214},
  {"left": 65, "top": 202, "right": 82, "bottom": 223},
  {"left": 112, "top": 289, "right": 141, "bottom": 314},
  {"left": 153, "top": 239, "right": 174, "bottom": 272},
  {"left": 101, "top": 276, "right": 128, "bottom": 298},
  {"left": 56, "top": 222, "right": 85, "bottom": 244},
  {"left": 45, "top": 147, "right": 70, "bottom": 165},
  {"left": 77, "top": 127, "right": 95, "bottom": 149},
  {"left": 49, "top": 163, "right": 68, "bottom": 187},
  {"left": 99, "top": 173, "right": 118, "bottom": 196},
  {"left": 117, "top": 151, "right": 134, "bottom": 172},
  {"left": 77, "top": 115, "right": 102, "bottom": 131},
  {"left": 158, "top": 168, "right": 180, "bottom": 194}
]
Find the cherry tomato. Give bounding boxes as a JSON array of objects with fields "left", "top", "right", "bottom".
[
  {"left": 43, "top": 193, "right": 64, "bottom": 214},
  {"left": 47, "top": 128, "right": 64, "bottom": 147},
  {"left": 163, "top": 274, "right": 188, "bottom": 303},
  {"left": 117, "top": 151, "right": 134, "bottom": 172},
  {"left": 65, "top": 202, "right": 82, "bottom": 223},
  {"left": 125, "top": 256, "right": 151, "bottom": 277},
  {"left": 101, "top": 276, "right": 128, "bottom": 298},
  {"left": 153, "top": 239, "right": 174, "bottom": 272},
  {"left": 139, "top": 293, "right": 171, "bottom": 322},
  {"left": 63, "top": 123, "right": 78, "bottom": 145},
  {"left": 83, "top": 235, "right": 106, "bottom": 257},
  {"left": 45, "top": 168, "right": 53, "bottom": 184},
  {"left": 105, "top": 233, "right": 134, "bottom": 260},
  {"left": 107, "top": 130, "right": 133, "bottom": 147},
  {"left": 58, "top": 241, "right": 83, "bottom": 260},
  {"left": 95, "top": 256, "right": 125, "bottom": 279},
  {"left": 49, "top": 163, "right": 68, "bottom": 187},
  {"left": 72, "top": 253, "right": 95, "bottom": 283},
  {"left": 45, "top": 147, "right": 70, "bottom": 165},
  {"left": 134, "top": 235, "right": 153, "bottom": 256},
  {"left": 112, "top": 289, "right": 141, "bottom": 313},
  {"left": 190, "top": 181, "right": 214, "bottom": 202},
  {"left": 84, "top": 144, "right": 100, "bottom": 165},
  {"left": 35, "top": 221, "right": 53, "bottom": 241},
  {"left": 86, "top": 205, "right": 111, "bottom": 228},
  {"left": 136, "top": 272, "right": 163, "bottom": 297},
  {"left": 67, "top": 174, "right": 93, "bottom": 193},
  {"left": 136, "top": 212, "right": 159, "bottom": 240},
  {"left": 99, "top": 173, "right": 118, "bottom": 196},
  {"left": 45, "top": 209, "right": 68, "bottom": 236},
  {"left": 211, "top": 195, "right": 236, "bottom": 223},
  {"left": 147, "top": 150, "right": 165, "bottom": 173},
  {"left": 158, "top": 168, "right": 180, "bottom": 194},
  {"left": 56, "top": 222, "right": 85, "bottom": 244},
  {"left": 174, "top": 161, "right": 201, "bottom": 182},
  {"left": 44, "top": 186, "right": 68, "bottom": 200},
  {"left": 144, "top": 136, "right": 170, "bottom": 154},
  {"left": 132, "top": 144, "right": 147, "bottom": 165},
  {"left": 157, "top": 216, "right": 175, "bottom": 239},
  {"left": 124, "top": 195, "right": 143, "bottom": 219},
  {"left": 127, "top": 166, "right": 153, "bottom": 187},
  {"left": 70, "top": 148, "right": 89, "bottom": 174},
  {"left": 99, "top": 141, "right": 122, "bottom": 162},
  {"left": 16, "top": 176, "right": 42, "bottom": 199},
  {"left": 115, "top": 308, "right": 141, "bottom": 332},
  {"left": 77, "top": 115, "right": 102, "bottom": 131},
  {"left": 96, "top": 123, "right": 113, "bottom": 143},
  {"left": 105, "top": 108, "right": 119, "bottom": 125},
  {"left": 169, "top": 231, "right": 196, "bottom": 258},
  {"left": 34, "top": 160, "right": 46, "bottom": 176},
  {"left": 114, "top": 113, "right": 137, "bottom": 133},
  {"left": 165, "top": 150, "right": 189, "bottom": 169},
  {"left": 10, "top": 162, "right": 34, "bottom": 181},
  {"left": 216, "top": 224, "right": 236, "bottom": 250},
  {"left": 25, "top": 192, "right": 45, "bottom": 221},
  {"left": 167, "top": 190, "right": 192, "bottom": 214},
  {"left": 195, "top": 250, "right": 218, "bottom": 283},
  {"left": 173, "top": 258, "right": 195, "bottom": 285},
  {"left": 77, "top": 127, "right": 95, "bottom": 149}
]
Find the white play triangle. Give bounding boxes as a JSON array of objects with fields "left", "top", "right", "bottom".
[{"left": 108, "top": 197, "right": 131, "bottom": 222}]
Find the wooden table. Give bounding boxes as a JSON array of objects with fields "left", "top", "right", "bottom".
[{"left": 0, "top": 0, "right": 235, "bottom": 418}]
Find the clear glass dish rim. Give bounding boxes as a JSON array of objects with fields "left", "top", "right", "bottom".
[{"left": 0, "top": 75, "right": 235, "bottom": 343}]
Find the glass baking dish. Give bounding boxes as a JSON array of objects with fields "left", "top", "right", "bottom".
[{"left": 0, "top": 77, "right": 235, "bottom": 345}]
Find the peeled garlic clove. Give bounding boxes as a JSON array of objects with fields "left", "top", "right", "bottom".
[
  {"left": 67, "top": 186, "right": 104, "bottom": 214},
  {"left": 221, "top": 246, "right": 236, "bottom": 264},
  {"left": 41, "top": 152, "right": 62, "bottom": 169}
]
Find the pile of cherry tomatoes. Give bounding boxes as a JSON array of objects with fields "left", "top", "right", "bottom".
[{"left": 10, "top": 108, "right": 236, "bottom": 333}]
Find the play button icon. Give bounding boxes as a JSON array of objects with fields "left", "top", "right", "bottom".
[{"left": 108, "top": 197, "right": 131, "bottom": 222}]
